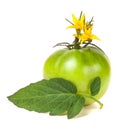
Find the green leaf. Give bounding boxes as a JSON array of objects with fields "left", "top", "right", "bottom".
[
  {"left": 90, "top": 77, "right": 101, "bottom": 96},
  {"left": 8, "top": 78, "right": 85, "bottom": 118},
  {"left": 67, "top": 95, "right": 85, "bottom": 119}
]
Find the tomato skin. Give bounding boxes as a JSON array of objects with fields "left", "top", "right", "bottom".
[{"left": 43, "top": 47, "right": 111, "bottom": 105}]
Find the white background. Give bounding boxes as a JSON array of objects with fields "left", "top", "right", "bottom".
[{"left": 0, "top": 0, "right": 119, "bottom": 129}]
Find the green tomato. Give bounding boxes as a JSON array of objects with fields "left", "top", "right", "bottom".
[{"left": 43, "top": 47, "right": 111, "bottom": 105}]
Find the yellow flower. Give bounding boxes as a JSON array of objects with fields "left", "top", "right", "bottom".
[
  {"left": 67, "top": 12, "right": 100, "bottom": 43},
  {"left": 67, "top": 13, "right": 85, "bottom": 30},
  {"left": 74, "top": 25, "right": 100, "bottom": 43}
]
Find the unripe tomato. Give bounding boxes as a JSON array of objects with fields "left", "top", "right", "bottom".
[{"left": 43, "top": 47, "right": 111, "bottom": 105}]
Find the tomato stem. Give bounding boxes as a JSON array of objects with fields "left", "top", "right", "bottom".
[
  {"left": 72, "top": 37, "right": 81, "bottom": 49},
  {"left": 86, "top": 95, "right": 103, "bottom": 109},
  {"left": 79, "top": 94, "right": 103, "bottom": 109}
]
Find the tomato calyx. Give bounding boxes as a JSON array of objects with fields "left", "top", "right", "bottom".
[{"left": 53, "top": 37, "right": 104, "bottom": 53}]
